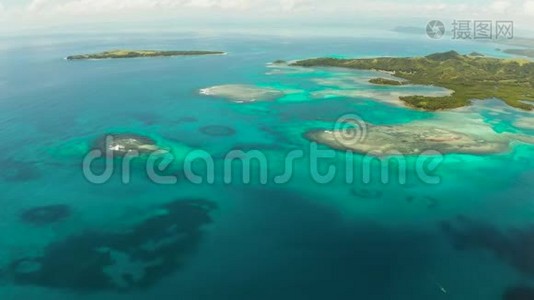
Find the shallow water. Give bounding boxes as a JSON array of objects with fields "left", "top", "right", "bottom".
[{"left": 0, "top": 31, "right": 533, "bottom": 300}]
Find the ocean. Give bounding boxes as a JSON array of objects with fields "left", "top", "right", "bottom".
[{"left": 0, "top": 30, "right": 533, "bottom": 299}]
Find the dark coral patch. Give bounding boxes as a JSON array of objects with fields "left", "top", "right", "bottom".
[
  {"left": 350, "top": 188, "right": 383, "bottom": 200},
  {"left": 199, "top": 125, "right": 236, "bottom": 137},
  {"left": 9, "top": 199, "right": 216, "bottom": 292},
  {"left": 230, "top": 143, "right": 285, "bottom": 152},
  {"left": 404, "top": 195, "right": 439, "bottom": 209},
  {"left": 20, "top": 205, "right": 71, "bottom": 225},
  {"left": 176, "top": 116, "right": 198, "bottom": 124},
  {"left": 130, "top": 112, "right": 160, "bottom": 126},
  {"left": 441, "top": 216, "right": 534, "bottom": 277},
  {"left": 0, "top": 160, "right": 41, "bottom": 182},
  {"left": 503, "top": 286, "right": 534, "bottom": 300}
]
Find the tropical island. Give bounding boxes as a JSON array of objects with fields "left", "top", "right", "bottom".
[
  {"left": 495, "top": 37, "right": 534, "bottom": 58},
  {"left": 93, "top": 133, "right": 160, "bottom": 155},
  {"left": 291, "top": 51, "right": 534, "bottom": 111},
  {"left": 306, "top": 124, "right": 510, "bottom": 156},
  {"left": 66, "top": 50, "right": 225, "bottom": 60},
  {"left": 503, "top": 49, "right": 534, "bottom": 58},
  {"left": 305, "top": 121, "right": 534, "bottom": 156}
]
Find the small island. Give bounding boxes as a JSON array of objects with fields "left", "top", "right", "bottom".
[
  {"left": 291, "top": 51, "right": 534, "bottom": 111},
  {"left": 67, "top": 50, "right": 225, "bottom": 60},
  {"left": 494, "top": 36, "right": 534, "bottom": 58},
  {"left": 93, "top": 133, "right": 160, "bottom": 155},
  {"left": 305, "top": 124, "right": 517, "bottom": 156},
  {"left": 503, "top": 49, "right": 534, "bottom": 58}
]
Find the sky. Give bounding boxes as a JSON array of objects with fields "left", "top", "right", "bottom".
[{"left": 1, "top": 0, "right": 534, "bottom": 35}]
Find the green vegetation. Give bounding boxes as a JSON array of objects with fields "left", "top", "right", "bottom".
[
  {"left": 291, "top": 50, "right": 534, "bottom": 110},
  {"left": 67, "top": 50, "right": 225, "bottom": 60},
  {"left": 368, "top": 78, "right": 404, "bottom": 85},
  {"left": 468, "top": 52, "right": 485, "bottom": 57}
]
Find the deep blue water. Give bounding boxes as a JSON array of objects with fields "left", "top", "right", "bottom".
[{"left": 0, "top": 31, "right": 533, "bottom": 299}]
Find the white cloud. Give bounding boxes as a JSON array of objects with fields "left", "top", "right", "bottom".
[
  {"left": 26, "top": 0, "right": 239, "bottom": 12},
  {"left": 22, "top": 0, "right": 453, "bottom": 16},
  {"left": 11, "top": 0, "right": 534, "bottom": 20},
  {"left": 279, "top": 0, "right": 314, "bottom": 12},
  {"left": 56, "top": 0, "right": 162, "bottom": 14},
  {"left": 524, "top": 0, "right": 534, "bottom": 15},
  {"left": 3, "top": 0, "right": 534, "bottom": 33},
  {"left": 53, "top": 0, "right": 257, "bottom": 14},
  {"left": 490, "top": 0, "right": 512, "bottom": 12},
  {"left": 184, "top": 0, "right": 252, "bottom": 10},
  {"left": 28, "top": 0, "right": 50, "bottom": 12},
  {"left": 19, "top": 0, "right": 317, "bottom": 17}
]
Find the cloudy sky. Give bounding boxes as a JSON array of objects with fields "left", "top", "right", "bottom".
[{"left": 1, "top": 0, "right": 534, "bottom": 34}]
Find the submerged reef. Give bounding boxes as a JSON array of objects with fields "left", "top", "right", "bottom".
[
  {"left": 0, "top": 159, "right": 41, "bottom": 182},
  {"left": 19, "top": 205, "right": 71, "bottom": 226},
  {"left": 441, "top": 216, "right": 534, "bottom": 277},
  {"left": 7, "top": 199, "right": 216, "bottom": 291},
  {"left": 199, "top": 125, "right": 236, "bottom": 137},
  {"left": 200, "top": 84, "right": 284, "bottom": 103},
  {"left": 306, "top": 123, "right": 514, "bottom": 155},
  {"left": 503, "top": 286, "right": 534, "bottom": 300},
  {"left": 350, "top": 188, "right": 383, "bottom": 200},
  {"left": 404, "top": 195, "right": 439, "bottom": 209},
  {"left": 514, "top": 117, "right": 534, "bottom": 130}
]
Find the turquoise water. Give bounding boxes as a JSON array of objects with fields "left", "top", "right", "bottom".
[{"left": 0, "top": 31, "right": 533, "bottom": 299}]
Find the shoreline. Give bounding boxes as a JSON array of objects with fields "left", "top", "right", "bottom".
[{"left": 65, "top": 50, "right": 227, "bottom": 61}]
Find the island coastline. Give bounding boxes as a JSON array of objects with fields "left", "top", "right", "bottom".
[
  {"left": 66, "top": 50, "right": 226, "bottom": 60},
  {"left": 289, "top": 51, "right": 534, "bottom": 111}
]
